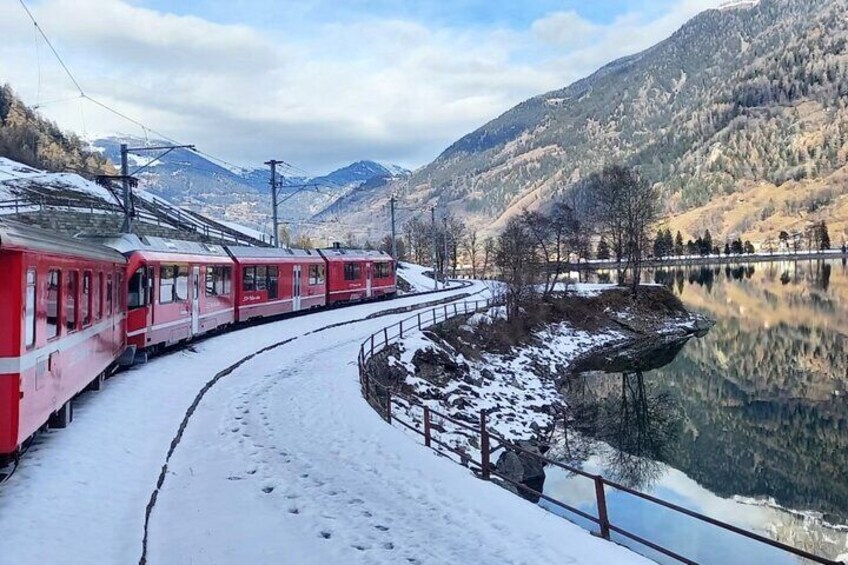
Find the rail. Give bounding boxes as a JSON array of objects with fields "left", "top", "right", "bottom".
[{"left": 357, "top": 299, "right": 840, "bottom": 565}]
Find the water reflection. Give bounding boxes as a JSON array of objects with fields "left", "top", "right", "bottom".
[{"left": 549, "top": 259, "right": 848, "bottom": 563}]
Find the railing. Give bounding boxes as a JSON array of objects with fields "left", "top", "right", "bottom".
[
  {"left": 357, "top": 299, "right": 841, "bottom": 565},
  {"left": 0, "top": 196, "right": 263, "bottom": 247}
]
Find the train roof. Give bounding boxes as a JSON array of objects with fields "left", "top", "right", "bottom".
[
  {"left": 0, "top": 218, "right": 127, "bottom": 263},
  {"left": 226, "top": 245, "right": 321, "bottom": 260},
  {"left": 317, "top": 247, "right": 392, "bottom": 261},
  {"left": 94, "top": 234, "right": 229, "bottom": 257}
]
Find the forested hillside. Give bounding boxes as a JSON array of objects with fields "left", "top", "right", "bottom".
[
  {"left": 0, "top": 85, "right": 112, "bottom": 177},
  {"left": 403, "top": 0, "right": 848, "bottom": 242}
]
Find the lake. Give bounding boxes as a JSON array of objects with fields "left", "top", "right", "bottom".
[{"left": 543, "top": 259, "right": 848, "bottom": 564}]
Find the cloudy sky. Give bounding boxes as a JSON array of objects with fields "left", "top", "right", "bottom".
[{"left": 0, "top": 0, "right": 723, "bottom": 175}]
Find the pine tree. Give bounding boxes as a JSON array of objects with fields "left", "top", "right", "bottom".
[
  {"left": 703, "top": 230, "right": 713, "bottom": 255},
  {"left": 819, "top": 220, "right": 831, "bottom": 250},
  {"left": 724, "top": 242, "right": 731, "bottom": 255},
  {"left": 596, "top": 237, "right": 611, "bottom": 260},
  {"left": 674, "top": 231, "right": 684, "bottom": 256}
]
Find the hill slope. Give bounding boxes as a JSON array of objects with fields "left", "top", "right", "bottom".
[{"left": 395, "top": 0, "right": 848, "bottom": 243}]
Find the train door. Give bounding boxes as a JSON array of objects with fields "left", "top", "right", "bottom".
[
  {"left": 292, "top": 265, "right": 302, "bottom": 311},
  {"left": 365, "top": 263, "right": 372, "bottom": 298},
  {"left": 191, "top": 266, "right": 200, "bottom": 335}
]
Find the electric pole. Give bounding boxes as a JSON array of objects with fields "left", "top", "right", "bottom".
[
  {"left": 430, "top": 205, "right": 437, "bottom": 290},
  {"left": 265, "top": 159, "right": 282, "bottom": 247},
  {"left": 389, "top": 194, "right": 398, "bottom": 262},
  {"left": 119, "top": 142, "right": 194, "bottom": 234},
  {"left": 443, "top": 215, "right": 450, "bottom": 288},
  {"left": 120, "top": 143, "right": 130, "bottom": 233}
]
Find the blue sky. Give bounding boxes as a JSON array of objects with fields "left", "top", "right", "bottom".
[{"left": 1, "top": 0, "right": 723, "bottom": 173}]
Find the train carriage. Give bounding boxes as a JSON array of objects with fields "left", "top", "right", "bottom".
[
  {"left": 228, "top": 246, "right": 326, "bottom": 322},
  {"left": 318, "top": 247, "right": 396, "bottom": 304},
  {"left": 99, "top": 235, "right": 236, "bottom": 353},
  {"left": 0, "top": 220, "right": 128, "bottom": 456}
]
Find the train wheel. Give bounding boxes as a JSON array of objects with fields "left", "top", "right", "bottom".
[{"left": 48, "top": 401, "right": 73, "bottom": 429}]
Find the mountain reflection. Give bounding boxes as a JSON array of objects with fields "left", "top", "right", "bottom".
[{"left": 565, "top": 259, "right": 848, "bottom": 524}]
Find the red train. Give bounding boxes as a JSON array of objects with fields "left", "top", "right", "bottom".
[{"left": 0, "top": 222, "right": 396, "bottom": 457}]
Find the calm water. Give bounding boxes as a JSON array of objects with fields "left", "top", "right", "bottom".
[{"left": 543, "top": 260, "right": 848, "bottom": 564}]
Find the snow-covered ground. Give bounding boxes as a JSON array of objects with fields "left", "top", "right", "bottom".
[
  {"left": 0, "top": 157, "right": 118, "bottom": 204},
  {"left": 397, "top": 262, "right": 466, "bottom": 294},
  {"left": 0, "top": 282, "right": 645, "bottom": 565}
]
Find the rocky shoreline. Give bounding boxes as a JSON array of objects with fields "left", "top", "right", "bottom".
[{"left": 367, "top": 284, "right": 713, "bottom": 498}]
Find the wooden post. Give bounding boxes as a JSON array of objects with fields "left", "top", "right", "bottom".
[
  {"left": 385, "top": 389, "right": 392, "bottom": 423},
  {"left": 453, "top": 304, "right": 458, "bottom": 316},
  {"left": 384, "top": 327, "right": 389, "bottom": 346},
  {"left": 363, "top": 368, "right": 370, "bottom": 400},
  {"left": 399, "top": 321, "right": 403, "bottom": 338},
  {"left": 424, "top": 406, "right": 431, "bottom": 447},
  {"left": 417, "top": 313, "right": 421, "bottom": 330},
  {"left": 432, "top": 309, "right": 436, "bottom": 324},
  {"left": 595, "top": 476, "right": 611, "bottom": 540},
  {"left": 444, "top": 304, "right": 448, "bottom": 319},
  {"left": 370, "top": 334, "right": 374, "bottom": 357},
  {"left": 480, "top": 410, "right": 490, "bottom": 480}
]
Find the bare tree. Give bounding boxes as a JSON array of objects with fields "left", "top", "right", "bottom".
[
  {"left": 495, "top": 217, "right": 542, "bottom": 321},
  {"left": 582, "top": 166, "right": 658, "bottom": 295},
  {"left": 482, "top": 237, "right": 495, "bottom": 279},
  {"left": 463, "top": 230, "right": 480, "bottom": 278}
]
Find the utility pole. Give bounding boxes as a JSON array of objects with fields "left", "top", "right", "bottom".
[
  {"left": 430, "top": 205, "right": 438, "bottom": 290},
  {"left": 120, "top": 143, "right": 130, "bottom": 233},
  {"left": 265, "top": 159, "right": 282, "bottom": 247},
  {"left": 119, "top": 142, "right": 194, "bottom": 234},
  {"left": 389, "top": 194, "right": 398, "bottom": 262},
  {"left": 443, "top": 215, "right": 450, "bottom": 288}
]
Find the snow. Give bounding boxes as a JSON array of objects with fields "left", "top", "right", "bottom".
[
  {"left": 0, "top": 157, "right": 118, "bottom": 204},
  {"left": 217, "top": 218, "right": 267, "bottom": 241},
  {"left": 0, "top": 282, "right": 644, "bottom": 565},
  {"left": 397, "top": 262, "right": 466, "bottom": 294}
]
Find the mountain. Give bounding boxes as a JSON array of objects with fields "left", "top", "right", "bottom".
[
  {"left": 310, "top": 160, "right": 409, "bottom": 188},
  {"left": 0, "top": 84, "right": 112, "bottom": 177},
  {"left": 92, "top": 137, "right": 408, "bottom": 236},
  {"left": 341, "top": 0, "right": 848, "bottom": 244}
]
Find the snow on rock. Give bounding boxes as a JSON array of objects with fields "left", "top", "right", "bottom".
[
  {"left": 0, "top": 281, "right": 646, "bottom": 565},
  {"left": 0, "top": 157, "right": 117, "bottom": 205}
]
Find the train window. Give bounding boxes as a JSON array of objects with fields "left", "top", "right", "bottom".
[
  {"left": 160, "top": 265, "right": 176, "bottom": 304},
  {"left": 175, "top": 266, "right": 189, "bottom": 302},
  {"left": 374, "top": 262, "right": 392, "bottom": 278},
  {"left": 242, "top": 266, "right": 256, "bottom": 292},
  {"left": 344, "top": 262, "right": 361, "bottom": 281},
  {"left": 94, "top": 272, "right": 102, "bottom": 321},
  {"left": 221, "top": 267, "right": 231, "bottom": 295},
  {"left": 308, "top": 265, "right": 325, "bottom": 285},
  {"left": 66, "top": 271, "right": 78, "bottom": 332},
  {"left": 82, "top": 271, "right": 92, "bottom": 327},
  {"left": 256, "top": 266, "right": 267, "bottom": 291},
  {"left": 128, "top": 267, "right": 148, "bottom": 309},
  {"left": 267, "top": 266, "right": 278, "bottom": 299},
  {"left": 205, "top": 266, "right": 216, "bottom": 296},
  {"left": 106, "top": 274, "right": 113, "bottom": 315},
  {"left": 25, "top": 269, "right": 36, "bottom": 348},
  {"left": 47, "top": 270, "right": 60, "bottom": 340}
]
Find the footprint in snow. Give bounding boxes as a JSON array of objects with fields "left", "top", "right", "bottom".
[
  {"left": 374, "top": 525, "right": 389, "bottom": 532},
  {"left": 288, "top": 507, "right": 299, "bottom": 514},
  {"left": 262, "top": 486, "right": 275, "bottom": 494},
  {"left": 319, "top": 531, "right": 332, "bottom": 539}
]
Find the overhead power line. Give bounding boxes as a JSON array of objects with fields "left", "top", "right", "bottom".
[{"left": 16, "top": 0, "right": 313, "bottom": 181}]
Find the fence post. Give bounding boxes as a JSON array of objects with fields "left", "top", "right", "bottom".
[
  {"left": 385, "top": 389, "right": 392, "bottom": 424},
  {"left": 384, "top": 327, "right": 389, "bottom": 346},
  {"left": 424, "top": 406, "right": 431, "bottom": 448},
  {"left": 417, "top": 313, "right": 421, "bottom": 330},
  {"left": 432, "top": 309, "right": 436, "bottom": 324},
  {"left": 399, "top": 321, "right": 404, "bottom": 338},
  {"left": 370, "top": 334, "right": 374, "bottom": 357},
  {"left": 453, "top": 304, "right": 457, "bottom": 316},
  {"left": 595, "top": 476, "right": 611, "bottom": 540},
  {"left": 480, "top": 410, "right": 490, "bottom": 480},
  {"left": 444, "top": 305, "right": 448, "bottom": 319}
]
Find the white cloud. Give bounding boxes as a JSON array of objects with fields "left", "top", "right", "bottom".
[{"left": 0, "top": 0, "right": 724, "bottom": 173}]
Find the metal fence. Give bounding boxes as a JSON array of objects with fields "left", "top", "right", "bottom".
[{"left": 357, "top": 299, "right": 840, "bottom": 565}]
